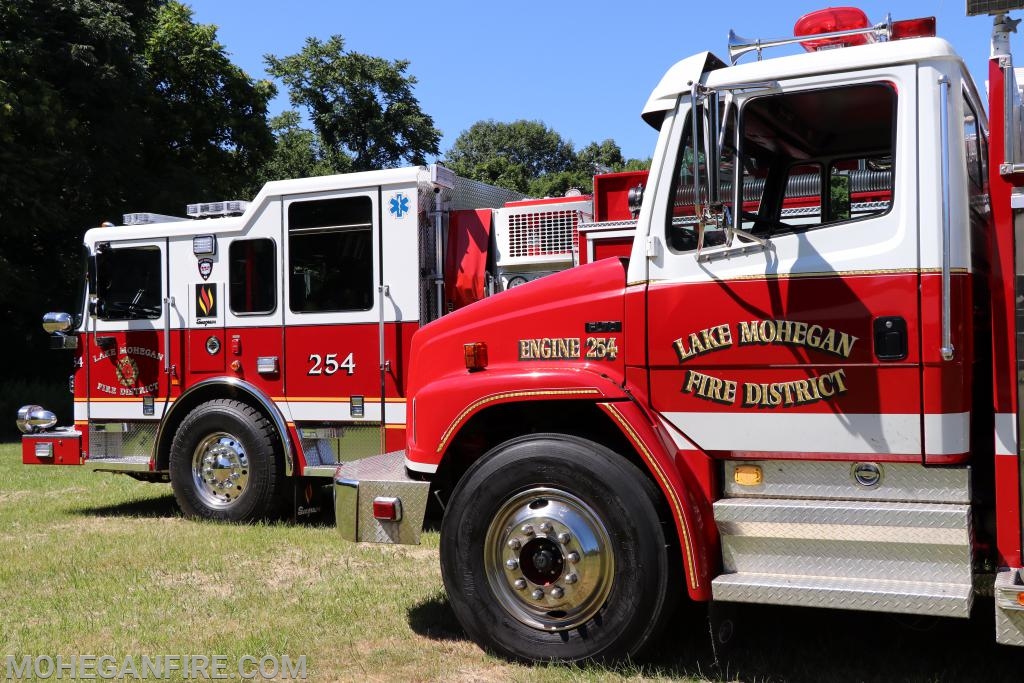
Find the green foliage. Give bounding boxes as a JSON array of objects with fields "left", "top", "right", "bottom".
[
  {"left": 265, "top": 35, "right": 441, "bottom": 172},
  {"left": 445, "top": 121, "right": 650, "bottom": 196},
  {"left": 247, "top": 111, "right": 338, "bottom": 194},
  {"left": 0, "top": 0, "right": 274, "bottom": 389}
]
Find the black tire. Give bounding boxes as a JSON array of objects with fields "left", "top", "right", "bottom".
[
  {"left": 440, "top": 434, "right": 677, "bottom": 663},
  {"left": 169, "top": 399, "right": 284, "bottom": 522}
]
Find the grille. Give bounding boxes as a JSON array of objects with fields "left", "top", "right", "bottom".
[
  {"left": 495, "top": 198, "right": 592, "bottom": 267},
  {"left": 88, "top": 422, "right": 157, "bottom": 459},
  {"left": 507, "top": 209, "right": 579, "bottom": 259}
]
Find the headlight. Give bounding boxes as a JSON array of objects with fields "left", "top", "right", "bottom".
[{"left": 16, "top": 405, "right": 57, "bottom": 434}]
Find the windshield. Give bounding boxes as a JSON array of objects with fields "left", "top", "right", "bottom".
[{"left": 94, "top": 245, "right": 163, "bottom": 320}]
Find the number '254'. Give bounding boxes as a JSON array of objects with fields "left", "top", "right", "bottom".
[{"left": 307, "top": 352, "right": 356, "bottom": 376}]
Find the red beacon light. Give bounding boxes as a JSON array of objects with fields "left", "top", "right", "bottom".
[
  {"left": 794, "top": 7, "right": 937, "bottom": 53},
  {"left": 794, "top": 7, "right": 872, "bottom": 51}
]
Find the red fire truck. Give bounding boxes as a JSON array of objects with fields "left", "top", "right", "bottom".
[
  {"left": 15, "top": 165, "right": 597, "bottom": 521},
  {"left": 333, "top": 2, "right": 1024, "bottom": 663},
  {"left": 20, "top": 1, "right": 1024, "bottom": 665}
]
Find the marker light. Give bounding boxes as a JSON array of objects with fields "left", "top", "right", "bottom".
[
  {"left": 794, "top": 7, "right": 871, "bottom": 51},
  {"left": 373, "top": 497, "right": 403, "bottom": 522},
  {"left": 891, "top": 17, "right": 936, "bottom": 40},
  {"left": 464, "top": 342, "right": 489, "bottom": 371}
]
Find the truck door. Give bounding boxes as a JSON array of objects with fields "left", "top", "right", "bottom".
[
  {"left": 643, "top": 67, "right": 929, "bottom": 463},
  {"left": 282, "top": 189, "right": 387, "bottom": 462},
  {"left": 86, "top": 237, "right": 169, "bottom": 459}
]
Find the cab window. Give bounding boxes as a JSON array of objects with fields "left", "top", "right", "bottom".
[
  {"left": 288, "top": 197, "right": 374, "bottom": 313},
  {"left": 230, "top": 238, "right": 276, "bottom": 315},
  {"left": 666, "top": 82, "right": 896, "bottom": 250},
  {"left": 94, "top": 245, "right": 163, "bottom": 320}
]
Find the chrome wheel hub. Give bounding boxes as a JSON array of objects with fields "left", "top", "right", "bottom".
[
  {"left": 191, "top": 432, "right": 249, "bottom": 509},
  {"left": 484, "top": 487, "right": 614, "bottom": 631}
]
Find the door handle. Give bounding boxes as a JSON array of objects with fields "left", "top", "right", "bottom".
[{"left": 873, "top": 316, "right": 907, "bottom": 361}]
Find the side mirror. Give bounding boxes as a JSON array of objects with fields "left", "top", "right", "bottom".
[{"left": 42, "top": 312, "right": 73, "bottom": 334}]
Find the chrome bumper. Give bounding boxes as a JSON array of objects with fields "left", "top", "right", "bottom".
[{"left": 334, "top": 450, "right": 430, "bottom": 545}]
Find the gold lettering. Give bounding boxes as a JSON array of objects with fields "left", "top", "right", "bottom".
[
  {"left": 792, "top": 321, "right": 808, "bottom": 346},
  {"left": 673, "top": 338, "right": 693, "bottom": 362},
  {"left": 738, "top": 321, "right": 761, "bottom": 344},
  {"left": 806, "top": 324, "right": 823, "bottom": 349},
  {"left": 835, "top": 333, "right": 857, "bottom": 359}
]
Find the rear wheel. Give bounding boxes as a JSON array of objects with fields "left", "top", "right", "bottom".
[
  {"left": 440, "top": 434, "right": 676, "bottom": 662},
  {"left": 169, "top": 399, "right": 284, "bottom": 522}
]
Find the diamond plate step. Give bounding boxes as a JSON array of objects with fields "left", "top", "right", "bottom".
[
  {"left": 712, "top": 573, "right": 972, "bottom": 617},
  {"left": 87, "top": 455, "right": 152, "bottom": 472},
  {"left": 995, "top": 569, "right": 1024, "bottom": 645}
]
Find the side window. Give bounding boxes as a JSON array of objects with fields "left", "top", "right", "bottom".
[
  {"left": 666, "top": 82, "right": 896, "bottom": 250},
  {"left": 95, "top": 246, "right": 162, "bottom": 320},
  {"left": 962, "top": 94, "right": 987, "bottom": 219},
  {"left": 229, "top": 238, "right": 276, "bottom": 315},
  {"left": 288, "top": 196, "right": 374, "bottom": 313}
]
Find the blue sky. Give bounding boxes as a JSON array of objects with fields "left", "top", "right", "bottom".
[{"left": 186, "top": 1, "right": 1005, "bottom": 162}]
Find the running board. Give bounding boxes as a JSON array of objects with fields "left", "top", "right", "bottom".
[
  {"left": 87, "top": 456, "right": 153, "bottom": 473},
  {"left": 713, "top": 497, "right": 973, "bottom": 618},
  {"left": 713, "top": 573, "right": 972, "bottom": 616}
]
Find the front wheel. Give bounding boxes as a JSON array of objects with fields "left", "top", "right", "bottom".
[
  {"left": 440, "top": 434, "right": 676, "bottom": 663},
  {"left": 169, "top": 399, "right": 284, "bottom": 522}
]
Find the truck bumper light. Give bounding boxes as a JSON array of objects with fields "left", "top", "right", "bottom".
[
  {"left": 34, "top": 442, "right": 54, "bottom": 460},
  {"left": 464, "top": 342, "right": 488, "bottom": 371},
  {"left": 373, "top": 497, "right": 403, "bottom": 522}
]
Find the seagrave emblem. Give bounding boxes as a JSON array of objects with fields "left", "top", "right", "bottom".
[{"left": 389, "top": 193, "right": 410, "bottom": 219}]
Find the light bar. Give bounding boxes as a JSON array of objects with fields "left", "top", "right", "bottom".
[
  {"left": 186, "top": 200, "right": 250, "bottom": 219},
  {"left": 122, "top": 212, "right": 185, "bottom": 226}
]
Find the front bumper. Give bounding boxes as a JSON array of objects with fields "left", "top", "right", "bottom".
[{"left": 334, "top": 450, "right": 430, "bottom": 544}]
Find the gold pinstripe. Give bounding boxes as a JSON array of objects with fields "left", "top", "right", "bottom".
[
  {"left": 601, "top": 402, "right": 700, "bottom": 591},
  {"left": 435, "top": 389, "right": 602, "bottom": 454}
]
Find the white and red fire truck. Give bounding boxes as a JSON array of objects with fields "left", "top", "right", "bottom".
[
  {"left": 21, "top": 1, "right": 1024, "bottom": 664},
  {"left": 14, "top": 165, "right": 601, "bottom": 520}
]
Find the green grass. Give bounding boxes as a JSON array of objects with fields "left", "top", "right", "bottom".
[{"left": 0, "top": 442, "right": 1022, "bottom": 682}]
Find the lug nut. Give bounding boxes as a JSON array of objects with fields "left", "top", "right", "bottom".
[
  {"left": 565, "top": 573, "right": 578, "bottom": 584},
  {"left": 506, "top": 558, "right": 519, "bottom": 570},
  {"left": 513, "top": 579, "right": 527, "bottom": 590},
  {"left": 521, "top": 524, "right": 534, "bottom": 536},
  {"left": 567, "top": 552, "right": 580, "bottom": 564},
  {"left": 557, "top": 532, "right": 571, "bottom": 544},
  {"left": 550, "top": 586, "right": 564, "bottom": 599},
  {"left": 539, "top": 522, "right": 553, "bottom": 533},
  {"left": 531, "top": 589, "right": 545, "bottom": 600},
  {"left": 507, "top": 538, "right": 522, "bottom": 551}
]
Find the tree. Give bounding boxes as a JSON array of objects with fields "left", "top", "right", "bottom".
[
  {"left": 445, "top": 120, "right": 576, "bottom": 193},
  {"left": 249, "top": 111, "right": 337, "bottom": 192},
  {"left": 141, "top": 1, "right": 275, "bottom": 209},
  {"left": 265, "top": 36, "right": 441, "bottom": 172},
  {"left": 445, "top": 121, "right": 650, "bottom": 196},
  {"left": 0, "top": 0, "right": 275, "bottom": 433}
]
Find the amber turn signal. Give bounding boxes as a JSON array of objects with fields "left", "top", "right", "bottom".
[{"left": 464, "top": 342, "right": 488, "bottom": 371}]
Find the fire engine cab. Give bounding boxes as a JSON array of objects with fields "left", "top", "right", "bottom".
[
  {"left": 335, "top": 2, "right": 1024, "bottom": 663},
  {"left": 15, "top": 164, "right": 598, "bottom": 522},
  {"left": 21, "top": 0, "right": 1024, "bottom": 665}
]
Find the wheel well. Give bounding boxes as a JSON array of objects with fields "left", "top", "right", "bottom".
[
  {"left": 432, "top": 400, "right": 657, "bottom": 510},
  {"left": 155, "top": 383, "right": 290, "bottom": 473}
]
